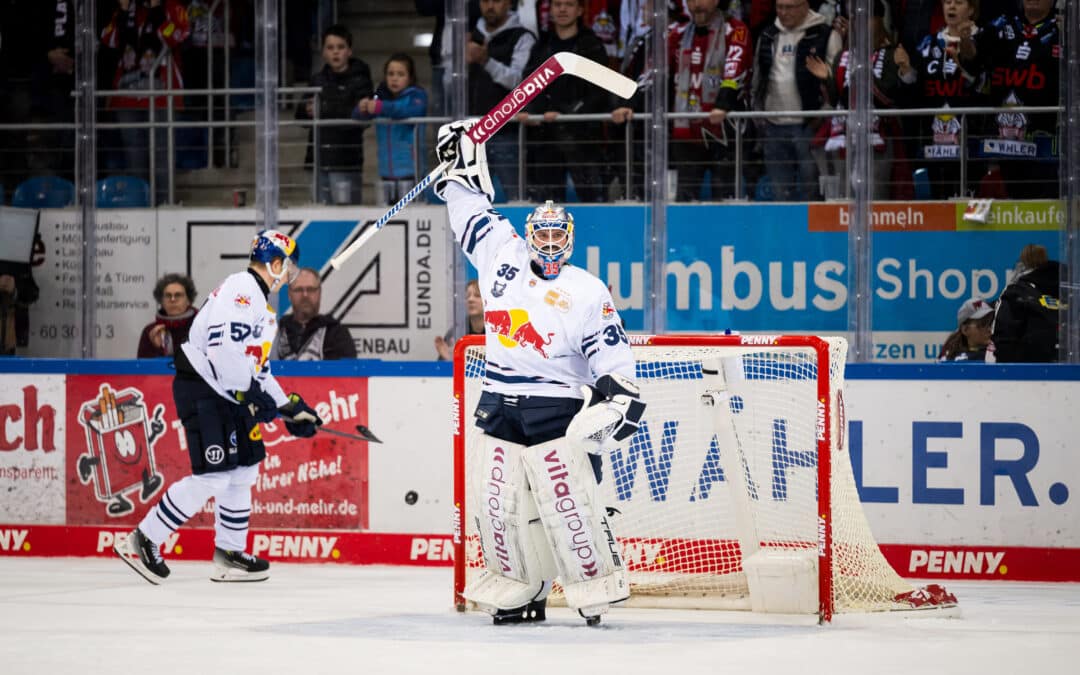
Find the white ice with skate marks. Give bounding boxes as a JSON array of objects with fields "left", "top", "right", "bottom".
[{"left": 0, "top": 559, "right": 1078, "bottom": 675}]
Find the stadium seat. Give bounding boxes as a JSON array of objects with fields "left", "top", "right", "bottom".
[
  {"left": 97, "top": 175, "right": 151, "bottom": 208},
  {"left": 12, "top": 176, "right": 76, "bottom": 208},
  {"left": 912, "top": 168, "right": 931, "bottom": 200},
  {"left": 754, "top": 175, "right": 775, "bottom": 202}
]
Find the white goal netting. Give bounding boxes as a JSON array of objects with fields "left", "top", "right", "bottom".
[{"left": 453, "top": 335, "right": 949, "bottom": 620}]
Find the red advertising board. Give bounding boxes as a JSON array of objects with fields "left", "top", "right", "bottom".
[{"left": 64, "top": 374, "right": 371, "bottom": 531}]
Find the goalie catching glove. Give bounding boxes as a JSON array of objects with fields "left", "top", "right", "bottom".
[
  {"left": 278, "top": 393, "right": 323, "bottom": 438},
  {"left": 566, "top": 373, "right": 646, "bottom": 454},
  {"left": 433, "top": 120, "right": 495, "bottom": 202}
]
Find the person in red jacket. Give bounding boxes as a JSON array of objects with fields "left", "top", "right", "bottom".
[
  {"left": 137, "top": 273, "right": 197, "bottom": 358},
  {"left": 668, "top": 0, "right": 752, "bottom": 201},
  {"left": 100, "top": 0, "right": 190, "bottom": 205}
]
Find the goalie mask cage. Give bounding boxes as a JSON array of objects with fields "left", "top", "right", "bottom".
[{"left": 452, "top": 335, "right": 956, "bottom": 622}]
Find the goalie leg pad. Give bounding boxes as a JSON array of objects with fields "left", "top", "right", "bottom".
[
  {"left": 522, "top": 439, "right": 629, "bottom": 616},
  {"left": 464, "top": 436, "right": 553, "bottom": 612}
]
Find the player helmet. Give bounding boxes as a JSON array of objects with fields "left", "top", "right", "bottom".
[
  {"left": 250, "top": 229, "right": 301, "bottom": 285},
  {"left": 525, "top": 200, "right": 574, "bottom": 280}
]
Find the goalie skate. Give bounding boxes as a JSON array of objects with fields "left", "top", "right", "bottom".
[
  {"left": 114, "top": 528, "right": 170, "bottom": 585},
  {"left": 210, "top": 548, "right": 270, "bottom": 583}
]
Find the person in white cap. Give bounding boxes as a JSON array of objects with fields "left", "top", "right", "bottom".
[{"left": 938, "top": 297, "right": 995, "bottom": 362}]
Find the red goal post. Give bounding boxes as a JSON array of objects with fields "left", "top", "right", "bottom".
[{"left": 452, "top": 334, "right": 957, "bottom": 622}]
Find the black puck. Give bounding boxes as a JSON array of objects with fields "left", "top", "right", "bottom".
[{"left": 404, "top": 490, "right": 418, "bottom": 505}]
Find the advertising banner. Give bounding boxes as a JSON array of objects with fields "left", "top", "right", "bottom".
[
  {"left": 25, "top": 206, "right": 454, "bottom": 360},
  {"left": 157, "top": 207, "right": 453, "bottom": 360},
  {"left": 61, "top": 373, "right": 371, "bottom": 530},
  {"left": 0, "top": 375, "right": 66, "bottom": 524},
  {"left": 0, "top": 364, "right": 1078, "bottom": 580},
  {"left": 29, "top": 210, "right": 157, "bottom": 358}
]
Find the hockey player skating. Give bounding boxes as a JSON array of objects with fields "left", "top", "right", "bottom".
[
  {"left": 114, "top": 230, "right": 324, "bottom": 584},
  {"left": 436, "top": 120, "right": 646, "bottom": 625}
]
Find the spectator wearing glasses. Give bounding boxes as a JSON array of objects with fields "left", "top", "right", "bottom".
[
  {"left": 274, "top": 267, "right": 357, "bottom": 361},
  {"left": 137, "top": 273, "right": 197, "bottom": 358}
]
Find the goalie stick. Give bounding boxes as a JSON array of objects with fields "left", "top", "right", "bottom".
[{"left": 329, "top": 52, "right": 636, "bottom": 270}]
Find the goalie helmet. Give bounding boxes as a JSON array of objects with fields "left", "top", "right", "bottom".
[
  {"left": 250, "top": 229, "right": 301, "bottom": 285},
  {"left": 525, "top": 200, "right": 574, "bottom": 280}
]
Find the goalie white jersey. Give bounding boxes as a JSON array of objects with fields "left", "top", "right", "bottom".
[
  {"left": 446, "top": 184, "right": 634, "bottom": 397},
  {"left": 180, "top": 270, "right": 289, "bottom": 407}
]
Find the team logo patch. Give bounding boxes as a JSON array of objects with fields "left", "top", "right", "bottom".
[
  {"left": 205, "top": 445, "right": 225, "bottom": 465},
  {"left": 249, "top": 425, "right": 262, "bottom": 441},
  {"left": 229, "top": 431, "right": 237, "bottom": 448},
  {"left": 544, "top": 289, "right": 571, "bottom": 313},
  {"left": 601, "top": 302, "right": 616, "bottom": 321},
  {"left": 235, "top": 294, "right": 251, "bottom": 307}
]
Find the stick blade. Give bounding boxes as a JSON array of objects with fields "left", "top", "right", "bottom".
[
  {"left": 355, "top": 425, "right": 382, "bottom": 444},
  {"left": 553, "top": 52, "right": 637, "bottom": 99}
]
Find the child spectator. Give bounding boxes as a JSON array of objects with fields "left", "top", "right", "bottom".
[
  {"left": 354, "top": 53, "right": 429, "bottom": 206},
  {"left": 137, "top": 273, "right": 197, "bottom": 358},
  {"left": 296, "top": 24, "right": 373, "bottom": 205},
  {"left": 939, "top": 297, "right": 995, "bottom": 362}
]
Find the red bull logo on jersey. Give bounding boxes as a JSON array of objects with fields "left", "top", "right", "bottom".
[{"left": 484, "top": 309, "right": 555, "bottom": 358}]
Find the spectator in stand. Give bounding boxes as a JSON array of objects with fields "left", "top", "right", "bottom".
[
  {"left": 354, "top": 53, "right": 429, "bottom": 206},
  {"left": 457, "top": 0, "right": 536, "bottom": 201},
  {"left": 751, "top": 0, "right": 842, "bottom": 201},
  {"left": 907, "top": 0, "right": 986, "bottom": 199},
  {"left": 274, "top": 267, "right": 357, "bottom": 361},
  {"left": 938, "top": 296, "right": 995, "bottom": 362},
  {"left": 972, "top": 0, "right": 1060, "bottom": 199},
  {"left": 137, "top": 273, "right": 197, "bottom": 358},
  {"left": 296, "top": 24, "right": 373, "bottom": 205},
  {"left": 0, "top": 257, "right": 40, "bottom": 357},
  {"left": 419, "top": 0, "right": 481, "bottom": 115},
  {"left": 810, "top": 0, "right": 916, "bottom": 200},
  {"left": 181, "top": 0, "right": 247, "bottom": 169},
  {"left": 100, "top": 0, "right": 191, "bottom": 206},
  {"left": 518, "top": 0, "right": 611, "bottom": 202},
  {"left": 669, "top": 0, "right": 752, "bottom": 201},
  {"left": 435, "top": 279, "right": 485, "bottom": 361},
  {"left": 609, "top": 0, "right": 656, "bottom": 200},
  {"left": 33, "top": 0, "right": 76, "bottom": 179},
  {"left": 992, "top": 244, "right": 1062, "bottom": 363}
]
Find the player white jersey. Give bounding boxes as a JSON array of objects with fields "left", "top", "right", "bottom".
[
  {"left": 446, "top": 184, "right": 635, "bottom": 397},
  {"left": 180, "top": 270, "right": 289, "bottom": 407}
]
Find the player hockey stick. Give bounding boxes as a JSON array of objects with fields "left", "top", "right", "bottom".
[
  {"left": 329, "top": 52, "right": 637, "bottom": 270},
  {"left": 279, "top": 417, "right": 383, "bottom": 444}
]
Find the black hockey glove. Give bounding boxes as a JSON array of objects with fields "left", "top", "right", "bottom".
[
  {"left": 279, "top": 393, "right": 323, "bottom": 438},
  {"left": 235, "top": 381, "right": 279, "bottom": 423}
]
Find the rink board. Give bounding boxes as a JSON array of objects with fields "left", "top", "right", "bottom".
[{"left": 0, "top": 359, "right": 1077, "bottom": 582}]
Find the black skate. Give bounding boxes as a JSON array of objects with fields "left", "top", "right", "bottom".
[
  {"left": 579, "top": 609, "right": 602, "bottom": 626},
  {"left": 210, "top": 547, "right": 270, "bottom": 582},
  {"left": 114, "top": 528, "right": 170, "bottom": 585},
  {"left": 492, "top": 598, "right": 547, "bottom": 625}
]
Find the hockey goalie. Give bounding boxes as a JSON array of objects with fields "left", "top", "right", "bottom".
[{"left": 436, "top": 120, "right": 646, "bottom": 625}]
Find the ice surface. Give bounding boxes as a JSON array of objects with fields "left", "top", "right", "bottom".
[{"left": 1, "top": 558, "right": 1078, "bottom": 675}]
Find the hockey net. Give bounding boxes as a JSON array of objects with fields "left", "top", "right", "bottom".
[{"left": 452, "top": 335, "right": 957, "bottom": 621}]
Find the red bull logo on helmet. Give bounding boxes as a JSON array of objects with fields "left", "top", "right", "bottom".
[{"left": 484, "top": 309, "right": 554, "bottom": 358}]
